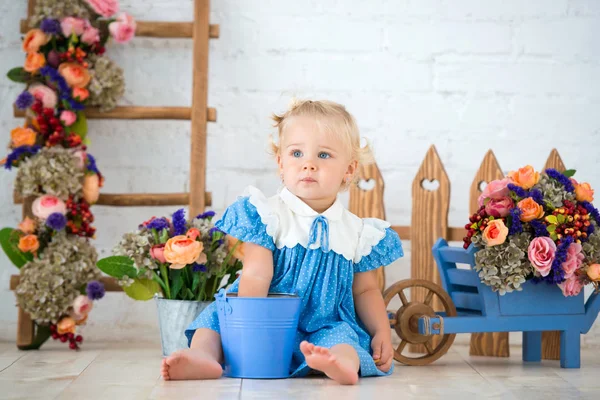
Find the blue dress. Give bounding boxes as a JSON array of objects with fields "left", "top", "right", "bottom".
[{"left": 186, "top": 186, "right": 404, "bottom": 377}]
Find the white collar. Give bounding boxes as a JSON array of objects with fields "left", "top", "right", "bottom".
[{"left": 278, "top": 186, "right": 344, "bottom": 221}]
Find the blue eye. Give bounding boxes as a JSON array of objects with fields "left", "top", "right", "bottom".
[
  {"left": 318, "top": 152, "right": 330, "bottom": 159},
  {"left": 292, "top": 150, "right": 303, "bottom": 158}
]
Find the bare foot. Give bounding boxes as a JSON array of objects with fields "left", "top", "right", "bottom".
[
  {"left": 300, "top": 341, "right": 358, "bottom": 385},
  {"left": 161, "top": 349, "right": 223, "bottom": 380}
]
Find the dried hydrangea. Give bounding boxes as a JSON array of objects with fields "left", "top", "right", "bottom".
[
  {"left": 534, "top": 174, "right": 576, "bottom": 208},
  {"left": 112, "top": 228, "right": 156, "bottom": 270},
  {"left": 583, "top": 229, "right": 600, "bottom": 263},
  {"left": 474, "top": 232, "right": 533, "bottom": 295},
  {"left": 15, "top": 147, "right": 83, "bottom": 200},
  {"left": 16, "top": 232, "right": 100, "bottom": 323},
  {"left": 30, "top": 0, "right": 92, "bottom": 26},
  {"left": 87, "top": 55, "right": 125, "bottom": 112}
]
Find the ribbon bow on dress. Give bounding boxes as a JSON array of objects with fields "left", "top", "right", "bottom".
[{"left": 307, "top": 215, "right": 330, "bottom": 252}]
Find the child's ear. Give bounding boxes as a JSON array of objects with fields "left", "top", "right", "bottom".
[
  {"left": 277, "top": 154, "right": 283, "bottom": 173},
  {"left": 346, "top": 160, "right": 358, "bottom": 177}
]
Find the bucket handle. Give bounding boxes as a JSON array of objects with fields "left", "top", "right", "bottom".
[{"left": 215, "top": 288, "right": 233, "bottom": 316}]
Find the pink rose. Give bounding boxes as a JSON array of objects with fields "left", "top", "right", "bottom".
[
  {"left": 484, "top": 197, "right": 514, "bottom": 218},
  {"left": 109, "top": 13, "right": 136, "bottom": 44},
  {"left": 61, "top": 17, "right": 87, "bottom": 37},
  {"left": 72, "top": 149, "right": 87, "bottom": 169},
  {"left": 528, "top": 237, "right": 556, "bottom": 277},
  {"left": 150, "top": 244, "right": 167, "bottom": 264},
  {"left": 72, "top": 295, "right": 93, "bottom": 320},
  {"left": 31, "top": 195, "right": 66, "bottom": 220},
  {"left": 60, "top": 110, "right": 77, "bottom": 126},
  {"left": 558, "top": 276, "right": 583, "bottom": 297},
  {"left": 28, "top": 83, "right": 57, "bottom": 109},
  {"left": 81, "top": 26, "right": 100, "bottom": 45},
  {"left": 482, "top": 219, "right": 509, "bottom": 246},
  {"left": 562, "top": 242, "right": 584, "bottom": 278},
  {"left": 84, "top": 0, "right": 119, "bottom": 17},
  {"left": 478, "top": 178, "right": 511, "bottom": 207}
]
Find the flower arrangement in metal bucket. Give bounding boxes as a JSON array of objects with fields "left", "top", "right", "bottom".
[
  {"left": 97, "top": 209, "right": 244, "bottom": 302},
  {"left": 463, "top": 165, "right": 600, "bottom": 296},
  {"left": 0, "top": 0, "right": 135, "bottom": 350}
]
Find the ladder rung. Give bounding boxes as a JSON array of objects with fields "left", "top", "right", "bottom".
[
  {"left": 14, "top": 192, "right": 212, "bottom": 207},
  {"left": 14, "top": 105, "right": 217, "bottom": 121},
  {"left": 20, "top": 20, "right": 220, "bottom": 39}
]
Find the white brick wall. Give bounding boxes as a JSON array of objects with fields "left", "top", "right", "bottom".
[{"left": 1, "top": 0, "right": 600, "bottom": 348}]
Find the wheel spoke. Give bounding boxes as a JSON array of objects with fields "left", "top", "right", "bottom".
[
  {"left": 424, "top": 341, "right": 434, "bottom": 355},
  {"left": 397, "top": 340, "right": 407, "bottom": 354},
  {"left": 424, "top": 290, "right": 434, "bottom": 306},
  {"left": 398, "top": 290, "right": 408, "bottom": 306}
]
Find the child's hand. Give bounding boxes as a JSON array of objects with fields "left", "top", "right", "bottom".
[{"left": 370, "top": 332, "right": 393, "bottom": 372}]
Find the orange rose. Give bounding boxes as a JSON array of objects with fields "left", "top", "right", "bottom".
[
  {"left": 18, "top": 234, "right": 39, "bottom": 253},
  {"left": 186, "top": 228, "right": 200, "bottom": 240},
  {"left": 575, "top": 182, "right": 594, "bottom": 203},
  {"left": 57, "top": 317, "right": 76, "bottom": 335},
  {"left": 517, "top": 198, "right": 545, "bottom": 222},
  {"left": 482, "top": 219, "right": 508, "bottom": 246},
  {"left": 75, "top": 314, "right": 88, "bottom": 325},
  {"left": 587, "top": 264, "right": 600, "bottom": 281},
  {"left": 73, "top": 87, "right": 89, "bottom": 101},
  {"left": 58, "top": 62, "right": 91, "bottom": 88},
  {"left": 22, "top": 29, "right": 50, "bottom": 53},
  {"left": 24, "top": 52, "right": 46, "bottom": 73},
  {"left": 18, "top": 217, "right": 36, "bottom": 234},
  {"left": 10, "top": 126, "right": 37, "bottom": 147},
  {"left": 508, "top": 165, "right": 540, "bottom": 190},
  {"left": 83, "top": 174, "right": 101, "bottom": 204},
  {"left": 164, "top": 235, "right": 205, "bottom": 269}
]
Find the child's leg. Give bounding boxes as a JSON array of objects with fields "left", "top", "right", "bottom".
[
  {"left": 300, "top": 341, "right": 359, "bottom": 385},
  {"left": 160, "top": 328, "right": 223, "bottom": 380}
]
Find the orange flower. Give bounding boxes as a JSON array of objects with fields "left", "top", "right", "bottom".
[
  {"left": 18, "top": 234, "right": 39, "bottom": 253},
  {"left": 58, "top": 62, "right": 91, "bottom": 88},
  {"left": 24, "top": 52, "right": 46, "bottom": 73},
  {"left": 10, "top": 126, "right": 37, "bottom": 147},
  {"left": 82, "top": 174, "right": 101, "bottom": 204},
  {"left": 186, "top": 228, "right": 200, "bottom": 240},
  {"left": 22, "top": 29, "right": 50, "bottom": 53},
  {"left": 587, "top": 264, "right": 600, "bottom": 281},
  {"left": 575, "top": 182, "right": 594, "bottom": 203},
  {"left": 73, "top": 87, "right": 89, "bottom": 101},
  {"left": 517, "top": 198, "right": 545, "bottom": 222},
  {"left": 508, "top": 165, "right": 540, "bottom": 190},
  {"left": 164, "top": 235, "right": 205, "bottom": 269},
  {"left": 18, "top": 217, "right": 36, "bottom": 234},
  {"left": 57, "top": 317, "right": 76, "bottom": 335},
  {"left": 482, "top": 220, "right": 508, "bottom": 246}
]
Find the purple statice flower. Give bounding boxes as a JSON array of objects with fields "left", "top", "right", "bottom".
[
  {"left": 40, "top": 18, "right": 61, "bottom": 35},
  {"left": 39, "top": 66, "right": 71, "bottom": 100},
  {"left": 508, "top": 183, "right": 527, "bottom": 198},
  {"left": 528, "top": 188, "right": 544, "bottom": 205},
  {"left": 4, "top": 145, "right": 41, "bottom": 170},
  {"left": 192, "top": 263, "right": 207, "bottom": 273},
  {"left": 508, "top": 207, "right": 523, "bottom": 235},
  {"left": 581, "top": 201, "right": 600, "bottom": 224},
  {"left": 196, "top": 211, "right": 216, "bottom": 219},
  {"left": 45, "top": 212, "right": 67, "bottom": 230},
  {"left": 86, "top": 154, "right": 100, "bottom": 175},
  {"left": 86, "top": 280, "right": 106, "bottom": 300},
  {"left": 146, "top": 217, "right": 170, "bottom": 231},
  {"left": 545, "top": 169, "right": 575, "bottom": 193},
  {"left": 172, "top": 208, "right": 187, "bottom": 235},
  {"left": 546, "top": 236, "right": 573, "bottom": 284},
  {"left": 529, "top": 219, "right": 549, "bottom": 237},
  {"left": 15, "top": 91, "right": 34, "bottom": 110}
]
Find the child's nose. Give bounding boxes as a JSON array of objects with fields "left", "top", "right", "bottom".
[{"left": 302, "top": 161, "right": 317, "bottom": 171}]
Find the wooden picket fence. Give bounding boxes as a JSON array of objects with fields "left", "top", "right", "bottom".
[{"left": 349, "top": 145, "right": 568, "bottom": 360}]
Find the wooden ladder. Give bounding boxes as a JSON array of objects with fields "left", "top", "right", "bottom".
[{"left": 10, "top": 0, "right": 218, "bottom": 348}]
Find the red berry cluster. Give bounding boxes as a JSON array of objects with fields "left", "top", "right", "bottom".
[
  {"left": 60, "top": 47, "right": 89, "bottom": 68},
  {"left": 552, "top": 200, "right": 592, "bottom": 245},
  {"left": 50, "top": 324, "right": 83, "bottom": 350},
  {"left": 463, "top": 206, "right": 492, "bottom": 249},
  {"left": 30, "top": 100, "right": 82, "bottom": 148},
  {"left": 66, "top": 195, "right": 96, "bottom": 238}
]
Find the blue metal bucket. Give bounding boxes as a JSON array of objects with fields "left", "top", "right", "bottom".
[{"left": 215, "top": 289, "right": 301, "bottom": 379}]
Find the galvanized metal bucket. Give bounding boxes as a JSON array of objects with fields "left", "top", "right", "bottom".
[{"left": 154, "top": 295, "right": 210, "bottom": 357}]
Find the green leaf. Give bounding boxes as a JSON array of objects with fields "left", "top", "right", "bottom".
[
  {"left": 544, "top": 200, "right": 556, "bottom": 210},
  {"left": 192, "top": 272, "right": 201, "bottom": 292},
  {"left": 170, "top": 269, "right": 184, "bottom": 300},
  {"left": 547, "top": 225, "right": 557, "bottom": 233},
  {"left": 123, "top": 278, "right": 161, "bottom": 300},
  {"left": 545, "top": 215, "right": 558, "bottom": 225},
  {"left": 96, "top": 256, "right": 137, "bottom": 279},
  {"left": 0, "top": 228, "right": 33, "bottom": 268},
  {"left": 550, "top": 232, "right": 558, "bottom": 241},
  {"left": 6, "top": 67, "right": 29, "bottom": 83},
  {"left": 563, "top": 169, "right": 576, "bottom": 178},
  {"left": 185, "top": 288, "right": 195, "bottom": 300},
  {"left": 70, "top": 112, "right": 88, "bottom": 141},
  {"left": 557, "top": 214, "right": 566, "bottom": 224},
  {"left": 159, "top": 228, "right": 169, "bottom": 244}
]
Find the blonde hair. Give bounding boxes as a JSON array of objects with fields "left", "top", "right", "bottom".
[{"left": 269, "top": 99, "right": 374, "bottom": 190}]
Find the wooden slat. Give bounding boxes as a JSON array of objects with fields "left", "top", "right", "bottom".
[
  {"left": 348, "top": 162, "right": 387, "bottom": 292},
  {"left": 14, "top": 105, "right": 217, "bottom": 121},
  {"left": 20, "top": 19, "right": 220, "bottom": 39},
  {"left": 11, "top": 275, "right": 123, "bottom": 292},
  {"left": 188, "top": 0, "right": 210, "bottom": 217},
  {"left": 389, "top": 226, "right": 463, "bottom": 242},
  {"left": 14, "top": 192, "right": 212, "bottom": 207},
  {"left": 468, "top": 150, "right": 509, "bottom": 358},
  {"left": 27, "top": 0, "right": 35, "bottom": 18},
  {"left": 16, "top": 195, "right": 35, "bottom": 347}
]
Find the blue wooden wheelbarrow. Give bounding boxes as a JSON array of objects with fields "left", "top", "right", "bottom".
[{"left": 384, "top": 238, "right": 600, "bottom": 368}]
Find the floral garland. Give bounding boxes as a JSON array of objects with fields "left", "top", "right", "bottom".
[{"left": 0, "top": 0, "right": 135, "bottom": 350}]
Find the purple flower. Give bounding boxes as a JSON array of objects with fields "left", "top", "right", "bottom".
[
  {"left": 172, "top": 208, "right": 187, "bottom": 235},
  {"left": 146, "top": 217, "right": 169, "bottom": 231},
  {"left": 196, "top": 211, "right": 216, "bottom": 219},
  {"left": 508, "top": 207, "right": 523, "bottom": 235},
  {"left": 4, "top": 145, "right": 41, "bottom": 170},
  {"left": 529, "top": 219, "right": 549, "bottom": 237},
  {"left": 528, "top": 188, "right": 544, "bottom": 205},
  {"left": 45, "top": 212, "right": 67, "bottom": 230},
  {"left": 192, "top": 263, "right": 207, "bottom": 273},
  {"left": 39, "top": 66, "right": 71, "bottom": 100},
  {"left": 86, "top": 153, "right": 100, "bottom": 175},
  {"left": 581, "top": 201, "right": 600, "bottom": 224},
  {"left": 508, "top": 183, "right": 528, "bottom": 198},
  {"left": 40, "top": 18, "right": 61, "bottom": 35},
  {"left": 15, "top": 91, "right": 34, "bottom": 110},
  {"left": 86, "top": 280, "right": 105, "bottom": 300},
  {"left": 545, "top": 169, "right": 575, "bottom": 193}
]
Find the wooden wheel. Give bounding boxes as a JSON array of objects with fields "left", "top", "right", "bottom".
[{"left": 384, "top": 279, "right": 457, "bottom": 366}]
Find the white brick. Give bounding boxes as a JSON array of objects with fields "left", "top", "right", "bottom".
[
  {"left": 435, "top": 62, "right": 600, "bottom": 96},
  {"left": 387, "top": 22, "right": 512, "bottom": 58},
  {"left": 568, "top": 0, "right": 600, "bottom": 16},
  {"left": 441, "top": 0, "right": 569, "bottom": 19}
]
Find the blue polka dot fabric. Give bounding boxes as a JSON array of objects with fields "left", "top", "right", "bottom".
[{"left": 185, "top": 195, "right": 404, "bottom": 377}]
